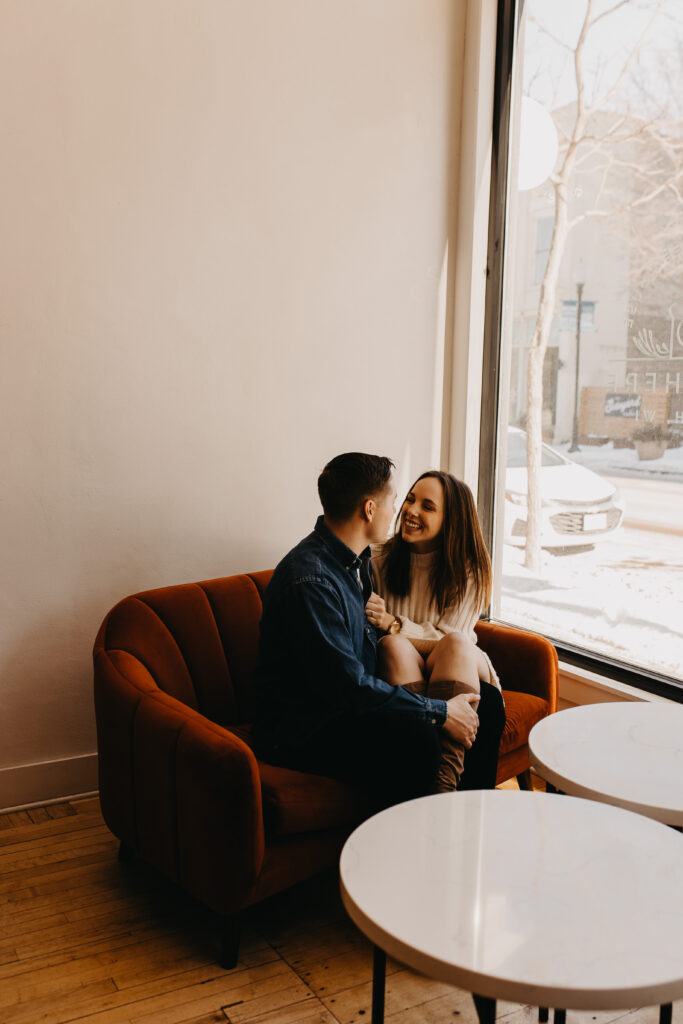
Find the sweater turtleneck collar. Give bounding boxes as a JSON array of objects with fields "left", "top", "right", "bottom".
[{"left": 408, "top": 546, "right": 439, "bottom": 564}]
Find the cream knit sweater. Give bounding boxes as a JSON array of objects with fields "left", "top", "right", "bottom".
[
  {"left": 371, "top": 546, "right": 483, "bottom": 641},
  {"left": 371, "top": 545, "right": 500, "bottom": 687}
]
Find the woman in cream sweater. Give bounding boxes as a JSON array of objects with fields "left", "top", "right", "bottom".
[{"left": 367, "top": 470, "right": 501, "bottom": 792}]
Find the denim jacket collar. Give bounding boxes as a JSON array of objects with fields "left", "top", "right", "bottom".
[{"left": 313, "top": 515, "right": 371, "bottom": 573}]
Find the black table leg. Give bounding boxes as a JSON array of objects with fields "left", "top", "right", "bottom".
[
  {"left": 660, "top": 1004, "right": 672, "bottom": 1024},
  {"left": 372, "top": 945, "right": 386, "bottom": 1024},
  {"left": 539, "top": 1008, "right": 549, "bottom": 1022},
  {"left": 554, "top": 1010, "right": 566, "bottom": 1024},
  {"left": 473, "top": 993, "right": 497, "bottom": 1024}
]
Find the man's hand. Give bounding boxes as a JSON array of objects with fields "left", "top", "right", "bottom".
[
  {"left": 442, "top": 694, "right": 479, "bottom": 747},
  {"left": 365, "top": 592, "right": 394, "bottom": 633}
]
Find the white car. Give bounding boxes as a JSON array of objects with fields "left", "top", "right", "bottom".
[{"left": 504, "top": 428, "right": 624, "bottom": 549}]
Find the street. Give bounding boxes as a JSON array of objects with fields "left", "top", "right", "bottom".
[
  {"left": 498, "top": 472, "right": 683, "bottom": 682},
  {"left": 609, "top": 476, "right": 683, "bottom": 537}
]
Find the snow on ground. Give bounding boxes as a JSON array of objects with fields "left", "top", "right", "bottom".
[
  {"left": 497, "top": 439, "right": 683, "bottom": 682},
  {"left": 553, "top": 437, "right": 683, "bottom": 482}
]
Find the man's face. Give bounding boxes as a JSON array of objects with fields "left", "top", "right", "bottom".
[{"left": 370, "top": 473, "right": 397, "bottom": 543}]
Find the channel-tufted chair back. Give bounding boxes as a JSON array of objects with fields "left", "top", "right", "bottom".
[{"left": 95, "top": 570, "right": 272, "bottom": 728}]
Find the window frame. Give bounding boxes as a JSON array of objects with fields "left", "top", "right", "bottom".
[{"left": 477, "top": 0, "right": 683, "bottom": 703}]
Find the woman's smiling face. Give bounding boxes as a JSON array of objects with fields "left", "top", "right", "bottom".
[{"left": 400, "top": 476, "right": 445, "bottom": 552}]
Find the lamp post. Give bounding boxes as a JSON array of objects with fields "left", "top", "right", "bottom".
[{"left": 568, "top": 259, "right": 586, "bottom": 453}]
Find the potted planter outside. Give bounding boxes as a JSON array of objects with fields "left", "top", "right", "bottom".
[{"left": 631, "top": 423, "right": 673, "bottom": 461}]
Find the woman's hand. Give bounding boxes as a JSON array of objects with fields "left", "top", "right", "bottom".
[
  {"left": 442, "top": 694, "right": 479, "bottom": 747},
  {"left": 365, "top": 592, "right": 395, "bottom": 633}
]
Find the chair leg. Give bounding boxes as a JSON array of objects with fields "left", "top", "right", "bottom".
[
  {"left": 219, "top": 913, "right": 241, "bottom": 970},
  {"left": 118, "top": 842, "right": 135, "bottom": 863},
  {"left": 517, "top": 769, "right": 533, "bottom": 791}
]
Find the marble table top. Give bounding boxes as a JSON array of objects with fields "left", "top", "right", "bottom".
[
  {"left": 339, "top": 791, "right": 683, "bottom": 1009},
  {"left": 529, "top": 702, "right": 683, "bottom": 826}
]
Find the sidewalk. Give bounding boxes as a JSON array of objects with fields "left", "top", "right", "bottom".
[{"left": 555, "top": 439, "right": 683, "bottom": 483}]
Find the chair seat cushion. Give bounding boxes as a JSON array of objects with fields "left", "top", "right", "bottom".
[
  {"left": 500, "top": 690, "right": 550, "bottom": 755},
  {"left": 258, "top": 761, "right": 372, "bottom": 838},
  {"left": 228, "top": 724, "right": 372, "bottom": 838}
]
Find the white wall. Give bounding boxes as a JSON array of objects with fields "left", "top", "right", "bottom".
[{"left": 0, "top": 0, "right": 465, "bottom": 805}]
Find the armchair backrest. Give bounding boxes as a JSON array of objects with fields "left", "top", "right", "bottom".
[{"left": 94, "top": 570, "right": 273, "bottom": 726}]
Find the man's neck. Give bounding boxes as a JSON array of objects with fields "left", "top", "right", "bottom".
[{"left": 323, "top": 516, "right": 369, "bottom": 557}]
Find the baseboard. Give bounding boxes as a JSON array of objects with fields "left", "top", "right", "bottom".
[{"left": 0, "top": 752, "right": 99, "bottom": 813}]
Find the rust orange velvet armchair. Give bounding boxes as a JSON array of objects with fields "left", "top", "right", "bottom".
[{"left": 93, "top": 569, "right": 558, "bottom": 966}]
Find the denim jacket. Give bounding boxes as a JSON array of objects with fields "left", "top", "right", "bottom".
[{"left": 252, "top": 516, "right": 447, "bottom": 753}]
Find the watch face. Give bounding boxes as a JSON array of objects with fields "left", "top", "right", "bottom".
[{"left": 390, "top": 619, "right": 400, "bottom": 634}]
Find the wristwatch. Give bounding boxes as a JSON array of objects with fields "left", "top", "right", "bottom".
[{"left": 388, "top": 617, "right": 402, "bottom": 635}]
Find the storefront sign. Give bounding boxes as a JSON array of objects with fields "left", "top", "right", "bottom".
[{"left": 604, "top": 393, "right": 642, "bottom": 418}]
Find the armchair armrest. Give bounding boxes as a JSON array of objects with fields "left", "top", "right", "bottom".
[
  {"left": 174, "top": 706, "right": 265, "bottom": 915},
  {"left": 475, "top": 620, "right": 558, "bottom": 711},
  {"left": 94, "top": 648, "right": 265, "bottom": 917}
]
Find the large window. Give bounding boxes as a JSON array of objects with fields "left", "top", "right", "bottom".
[{"left": 484, "top": 0, "right": 683, "bottom": 695}]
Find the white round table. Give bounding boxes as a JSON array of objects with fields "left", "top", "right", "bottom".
[
  {"left": 339, "top": 791, "right": 683, "bottom": 1024},
  {"left": 528, "top": 702, "right": 683, "bottom": 827}
]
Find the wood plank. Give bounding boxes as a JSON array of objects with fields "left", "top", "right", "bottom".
[
  {"left": 0, "top": 833, "right": 116, "bottom": 874},
  {"left": 27, "top": 807, "right": 52, "bottom": 825},
  {"left": 45, "top": 803, "right": 77, "bottom": 820},
  {"left": 266, "top": 920, "right": 365, "bottom": 971},
  {"left": 0, "top": 925, "right": 209, "bottom": 988},
  {"left": 0, "top": 813, "right": 107, "bottom": 850},
  {"left": 0, "top": 820, "right": 110, "bottom": 856},
  {"left": 59, "top": 960, "right": 297, "bottom": 1024},
  {"left": 0, "top": 849, "right": 120, "bottom": 896},
  {"left": 0, "top": 911, "right": 69, "bottom": 940},
  {"left": 166, "top": 1015, "right": 226, "bottom": 1024},
  {"left": 8, "top": 902, "right": 172, "bottom": 960},
  {"left": 3, "top": 963, "right": 234, "bottom": 1024},
  {"left": 319, "top": 967, "right": 460, "bottom": 1024},
  {"left": 1, "top": 881, "right": 142, "bottom": 925},
  {"left": 72, "top": 797, "right": 102, "bottom": 815},
  {"left": 0, "top": 921, "right": 197, "bottom": 983},
  {"left": 296, "top": 946, "right": 401, "bottom": 997},
  {"left": 212, "top": 982, "right": 317, "bottom": 1024},
  {"left": 0, "top": 978, "right": 118, "bottom": 1024},
  {"left": 0, "top": 813, "right": 32, "bottom": 830},
  {"left": 228, "top": 997, "right": 338, "bottom": 1024},
  {"left": 2, "top": 864, "right": 123, "bottom": 905},
  {"left": 111, "top": 938, "right": 276, "bottom": 992}
]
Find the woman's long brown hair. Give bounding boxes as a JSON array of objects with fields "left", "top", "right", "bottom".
[{"left": 381, "top": 471, "right": 492, "bottom": 616}]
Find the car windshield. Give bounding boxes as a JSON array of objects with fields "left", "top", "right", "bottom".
[{"left": 507, "top": 431, "right": 567, "bottom": 469}]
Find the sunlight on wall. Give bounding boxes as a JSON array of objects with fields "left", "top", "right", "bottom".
[{"left": 431, "top": 241, "right": 449, "bottom": 469}]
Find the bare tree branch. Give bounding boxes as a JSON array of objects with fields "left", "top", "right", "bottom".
[
  {"left": 569, "top": 171, "right": 683, "bottom": 231},
  {"left": 588, "top": 0, "right": 633, "bottom": 29},
  {"left": 587, "top": 0, "right": 666, "bottom": 114},
  {"left": 527, "top": 13, "right": 574, "bottom": 52}
]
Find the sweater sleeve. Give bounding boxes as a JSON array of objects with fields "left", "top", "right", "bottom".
[{"left": 393, "top": 591, "right": 481, "bottom": 643}]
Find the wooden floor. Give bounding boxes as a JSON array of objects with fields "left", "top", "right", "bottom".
[{"left": 0, "top": 793, "right": 679, "bottom": 1024}]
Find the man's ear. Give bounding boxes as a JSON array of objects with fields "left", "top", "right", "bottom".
[{"left": 362, "top": 498, "right": 375, "bottom": 523}]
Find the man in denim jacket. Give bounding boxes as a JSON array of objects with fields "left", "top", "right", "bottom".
[{"left": 253, "top": 452, "right": 504, "bottom": 808}]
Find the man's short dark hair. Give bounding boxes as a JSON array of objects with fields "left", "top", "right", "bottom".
[{"left": 318, "top": 453, "right": 394, "bottom": 522}]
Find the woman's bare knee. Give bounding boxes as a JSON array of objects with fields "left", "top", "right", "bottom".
[
  {"left": 377, "top": 635, "right": 424, "bottom": 685},
  {"left": 436, "top": 632, "right": 471, "bottom": 657},
  {"left": 427, "top": 632, "right": 480, "bottom": 691}
]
